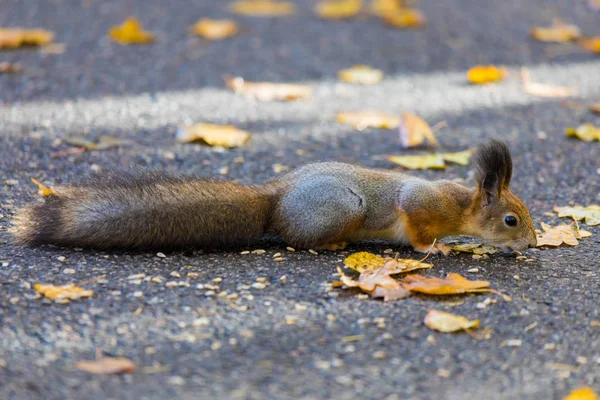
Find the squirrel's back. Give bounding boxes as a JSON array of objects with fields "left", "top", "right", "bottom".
[{"left": 13, "top": 171, "right": 274, "bottom": 249}]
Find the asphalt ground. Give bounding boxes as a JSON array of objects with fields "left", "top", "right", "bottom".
[{"left": 0, "top": 0, "right": 599, "bottom": 399}]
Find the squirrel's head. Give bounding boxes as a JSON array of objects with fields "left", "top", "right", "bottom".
[{"left": 467, "top": 139, "right": 537, "bottom": 252}]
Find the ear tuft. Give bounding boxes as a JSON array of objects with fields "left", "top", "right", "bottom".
[{"left": 474, "top": 139, "right": 513, "bottom": 202}]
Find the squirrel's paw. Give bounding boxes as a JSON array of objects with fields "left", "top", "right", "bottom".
[
  {"left": 316, "top": 241, "right": 348, "bottom": 251},
  {"left": 414, "top": 242, "right": 452, "bottom": 256}
]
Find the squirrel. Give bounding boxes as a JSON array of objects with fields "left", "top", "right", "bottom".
[{"left": 12, "top": 139, "right": 537, "bottom": 255}]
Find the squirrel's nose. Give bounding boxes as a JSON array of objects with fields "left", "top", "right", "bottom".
[{"left": 528, "top": 237, "right": 537, "bottom": 248}]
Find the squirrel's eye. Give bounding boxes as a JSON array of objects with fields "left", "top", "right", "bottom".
[{"left": 504, "top": 216, "right": 517, "bottom": 227}]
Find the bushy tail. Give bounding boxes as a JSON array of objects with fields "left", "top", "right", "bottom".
[{"left": 12, "top": 171, "right": 274, "bottom": 250}]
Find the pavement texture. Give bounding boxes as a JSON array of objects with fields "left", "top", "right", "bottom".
[{"left": 1, "top": 0, "right": 600, "bottom": 399}]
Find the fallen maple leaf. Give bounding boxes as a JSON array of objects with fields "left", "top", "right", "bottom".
[
  {"left": 382, "top": 8, "right": 425, "bottom": 28},
  {"left": 530, "top": 20, "right": 581, "bottom": 43},
  {"left": 536, "top": 222, "right": 592, "bottom": 247},
  {"left": 402, "top": 273, "right": 491, "bottom": 295},
  {"left": 398, "top": 112, "right": 439, "bottom": 148},
  {"left": 338, "top": 65, "right": 384, "bottom": 84},
  {"left": 370, "top": 0, "right": 406, "bottom": 16},
  {"left": 565, "top": 123, "right": 600, "bottom": 142},
  {"left": 338, "top": 266, "right": 411, "bottom": 301},
  {"left": 0, "top": 28, "right": 54, "bottom": 49},
  {"left": 76, "top": 357, "right": 136, "bottom": 374},
  {"left": 225, "top": 76, "right": 312, "bottom": 101},
  {"left": 176, "top": 123, "right": 251, "bottom": 147},
  {"left": 35, "top": 283, "right": 93, "bottom": 303},
  {"left": 315, "top": 0, "right": 363, "bottom": 19},
  {"left": 467, "top": 65, "right": 506, "bottom": 85},
  {"left": 449, "top": 243, "right": 498, "bottom": 255},
  {"left": 109, "top": 17, "right": 155, "bottom": 45},
  {"left": 336, "top": 110, "right": 400, "bottom": 130},
  {"left": 424, "top": 309, "right": 480, "bottom": 333},
  {"left": 521, "top": 68, "right": 576, "bottom": 98},
  {"left": 30, "top": 177, "right": 55, "bottom": 197},
  {"left": 579, "top": 37, "right": 600, "bottom": 53},
  {"left": 554, "top": 205, "right": 600, "bottom": 226},
  {"left": 563, "top": 387, "right": 599, "bottom": 400},
  {"left": 229, "top": 0, "right": 296, "bottom": 16},
  {"left": 344, "top": 252, "right": 433, "bottom": 273},
  {"left": 0, "top": 62, "right": 23, "bottom": 73},
  {"left": 189, "top": 19, "right": 239, "bottom": 40},
  {"left": 387, "top": 149, "right": 474, "bottom": 170},
  {"left": 64, "top": 136, "right": 134, "bottom": 151}
]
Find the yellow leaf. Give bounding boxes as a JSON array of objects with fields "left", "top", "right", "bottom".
[
  {"left": 521, "top": 68, "right": 576, "bottom": 98},
  {"left": 336, "top": 110, "right": 400, "bottom": 130},
  {"left": 229, "top": 0, "right": 296, "bottom": 16},
  {"left": 449, "top": 243, "right": 498, "bottom": 255},
  {"left": 189, "top": 19, "right": 239, "bottom": 40},
  {"left": 467, "top": 65, "right": 506, "bottom": 85},
  {"left": 387, "top": 149, "right": 474, "bottom": 170},
  {"left": 176, "top": 123, "right": 251, "bottom": 147},
  {"left": 565, "top": 123, "right": 600, "bottom": 142},
  {"left": 344, "top": 252, "right": 386, "bottom": 272},
  {"left": 580, "top": 37, "right": 600, "bottom": 53},
  {"left": 530, "top": 20, "right": 581, "bottom": 43},
  {"left": 0, "top": 28, "right": 54, "bottom": 49},
  {"left": 30, "top": 178, "right": 55, "bottom": 197},
  {"left": 315, "top": 0, "right": 363, "bottom": 19},
  {"left": 109, "top": 17, "right": 155, "bottom": 45},
  {"left": 554, "top": 205, "right": 600, "bottom": 226},
  {"left": 225, "top": 76, "right": 312, "bottom": 101},
  {"left": 344, "top": 252, "right": 433, "bottom": 274},
  {"left": 563, "top": 387, "right": 599, "bottom": 400},
  {"left": 370, "top": 0, "right": 406, "bottom": 16},
  {"left": 76, "top": 357, "right": 136, "bottom": 374},
  {"left": 536, "top": 222, "right": 591, "bottom": 247},
  {"left": 398, "top": 112, "right": 438, "bottom": 148},
  {"left": 382, "top": 8, "right": 425, "bottom": 28},
  {"left": 338, "top": 266, "right": 411, "bottom": 302},
  {"left": 402, "top": 273, "right": 496, "bottom": 296},
  {"left": 338, "top": 65, "right": 384, "bottom": 85},
  {"left": 34, "top": 283, "right": 93, "bottom": 303},
  {"left": 424, "top": 309, "right": 480, "bottom": 333}
]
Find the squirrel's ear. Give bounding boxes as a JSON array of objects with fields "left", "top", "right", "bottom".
[{"left": 474, "top": 139, "right": 513, "bottom": 207}]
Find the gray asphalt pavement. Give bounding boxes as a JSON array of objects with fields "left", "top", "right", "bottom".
[{"left": 1, "top": 0, "right": 599, "bottom": 399}]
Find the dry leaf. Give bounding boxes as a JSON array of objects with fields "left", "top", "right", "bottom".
[
  {"left": 336, "top": 111, "right": 400, "bottom": 130},
  {"left": 554, "top": 205, "right": 600, "bottom": 226},
  {"left": 467, "top": 65, "right": 506, "bottom": 85},
  {"left": 536, "top": 222, "right": 591, "bottom": 247},
  {"left": 580, "top": 37, "right": 600, "bottom": 53},
  {"left": 189, "top": 19, "right": 239, "bottom": 40},
  {"left": 402, "top": 273, "right": 490, "bottom": 295},
  {"left": 563, "top": 387, "right": 599, "bottom": 400},
  {"left": 521, "top": 68, "right": 576, "bottom": 98},
  {"left": 30, "top": 177, "right": 55, "bottom": 197},
  {"left": 370, "top": 0, "right": 405, "bottom": 16},
  {"left": 176, "top": 123, "right": 251, "bottom": 147},
  {"left": 0, "top": 28, "right": 54, "bottom": 49},
  {"left": 40, "top": 42, "right": 66, "bottom": 54},
  {"left": 34, "top": 283, "right": 93, "bottom": 302},
  {"left": 76, "top": 357, "right": 136, "bottom": 374},
  {"left": 338, "top": 65, "right": 384, "bottom": 84},
  {"left": 0, "top": 62, "right": 23, "bottom": 73},
  {"left": 315, "top": 0, "right": 362, "bottom": 19},
  {"left": 109, "top": 17, "right": 155, "bottom": 45},
  {"left": 565, "top": 123, "right": 600, "bottom": 142},
  {"left": 382, "top": 8, "right": 426, "bottom": 28},
  {"left": 449, "top": 243, "right": 498, "bottom": 255},
  {"left": 424, "top": 309, "right": 480, "bottom": 333},
  {"left": 344, "top": 252, "right": 433, "bottom": 273},
  {"left": 229, "top": 0, "right": 296, "bottom": 16},
  {"left": 225, "top": 76, "right": 312, "bottom": 101},
  {"left": 64, "top": 136, "right": 133, "bottom": 151},
  {"left": 530, "top": 20, "right": 581, "bottom": 43},
  {"left": 589, "top": 103, "right": 600, "bottom": 114},
  {"left": 338, "top": 266, "right": 411, "bottom": 301},
  {"left": 398, "top": 112, "right": 438, "bottom": 148},
  {"left": 387, "top": 149, "right": 474, "bottom": 170}
]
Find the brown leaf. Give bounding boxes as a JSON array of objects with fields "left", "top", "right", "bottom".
[
  {"left": 0, "top": 62, "right": 23, "bottom": 73},
  {"left": 108, "top": 17, "right": 154, "bottom": 45},
  {"left": 176, "top": 123, "right": 251, "bottom": 147},
  {"left": 338, "top": 266, "right": 412, "bottom": 302},
  {"left": 554, "top": 205, "right": 600, "bottom": 225},
  {"left": 344, "top": 252, "right": 433, "bottom": 273},
  {"left": 336, "top": 110, "right": 400, "bottom": 130},
  {"left": 370, "top": 0, "right": 406, "bottom": 16},
  {"left": 530, "top": 20, "right": 581, "bottom": 43},
  {"left": 189, "top": 19, "right": 239, "bottom": 40},
  {"left": 76, "top": 357, "right": 136, "bottom": 374},
  {"left": 589, "top": 103, "right": 600, "bottom": 114},
  {"left": 0, "top": 28, "right": 54, "bottom": 49},
  {"left": 424, "top": 309, "right": 480, "bottom": 333},
  {"left": 402, "top": 273, "right": 490, "bottom": 295},
  {"left": 449, "top": 243, "right": 498, "bottom": 255},
  {"left": 536, "top": 222, "right": 591, "bottom": 247},
  {"left": 398, "top": 112, "right": 438, "bottom": 148},
  {"left": 521, "top": 68, "right": 576, "bottom": 98},
  {"left": 225, "top": 77, "right": 312, "bottom": 101}
]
